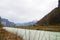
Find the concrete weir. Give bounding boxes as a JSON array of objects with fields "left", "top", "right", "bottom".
[{"left": 3, "top": 27, "right": 60, "bottom": 40}]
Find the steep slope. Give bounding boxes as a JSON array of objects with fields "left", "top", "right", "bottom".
[
  {"left": 35, "top": 7, "right": 60, "bottom": 26},
  {"left": 0, "top": 27, "right": 23, "bottom": 40}
]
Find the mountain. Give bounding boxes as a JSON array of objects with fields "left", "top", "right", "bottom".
[
  {"left": 35, "top": 7, "right": 60, "bottom": 26},
  {"left": 0, "top": 17, "right": 16, "bottom": 26},
  {"left": 0, "top": 17, "right": 37, "bottom": 26},
  {"left": 16, "top": 21, "right": 37, "bottom": 26}
]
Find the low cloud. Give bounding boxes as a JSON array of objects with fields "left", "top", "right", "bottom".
[{"left": 0, "top": 0, "right": 58, "bottom": 23}]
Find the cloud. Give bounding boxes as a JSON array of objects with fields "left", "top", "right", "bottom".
[{"left": 0, "top": 0, "right": 58, "bottom": 23}]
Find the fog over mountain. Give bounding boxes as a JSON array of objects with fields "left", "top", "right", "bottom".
[
  {"left": 16, "top": 21, "right": 37, "bottom": 26},
  {"left": 0, "top": 17, "right": 37, "bottom": 26},
  {"left": 0, "top": 0, "right": 58, "bottom": 23},
  {"left": 0, "top": 0, "right": 58, "bottom": 26}
]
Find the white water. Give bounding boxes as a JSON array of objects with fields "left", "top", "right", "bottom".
[{"left": 3, "top": 27, "right": 60, "bottom": 40}]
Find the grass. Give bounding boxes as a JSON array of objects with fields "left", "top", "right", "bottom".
[
  {"left": 0, "top": 26, "right": 60, "bottom": 40},
  {"left": 12, "top": 26, "right": 60, "bottom": 40},
  {"left": 13, "top": 26, "right": 60, "bottom": 32}
]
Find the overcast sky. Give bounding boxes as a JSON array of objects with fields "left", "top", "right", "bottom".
[{"left": 0, "top": 0, "right": 58, "bottom": 23}]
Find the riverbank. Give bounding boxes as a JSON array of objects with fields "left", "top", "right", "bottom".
[{"left": 0, "top": 27, "right": 23, "bottom": 40}]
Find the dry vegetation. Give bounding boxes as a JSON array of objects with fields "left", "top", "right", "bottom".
[
  {"left": 0, "top": 23, "right": 23, "bottom": 40},
  {"left": 14, "top": 26, "right": 60, "bottom": 32},
  {"left": 0, "top": 27, "right": 23, "bottom": 40},
  {"left": 0, "top": 17, "right": 23, "bottom": 40}
]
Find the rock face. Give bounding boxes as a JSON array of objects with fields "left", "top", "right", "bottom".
[{"left": 35, "top": 7, "right": 60, "bottom": 26}]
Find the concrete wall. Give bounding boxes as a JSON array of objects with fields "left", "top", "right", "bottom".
[{"left": 3, "top": 27, "right": 60, "bottom": 40}]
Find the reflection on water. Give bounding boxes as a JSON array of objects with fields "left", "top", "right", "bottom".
[{"left": 3, "top": 27, "right": 60, "bottom": 40}]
